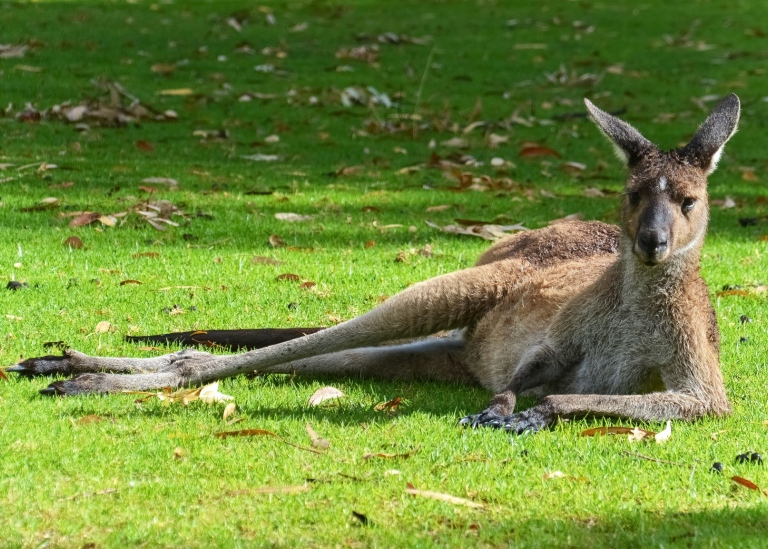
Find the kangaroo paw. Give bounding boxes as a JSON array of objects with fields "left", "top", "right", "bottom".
[
  {"left": 458, "top": 409, "right": 510, "bottom": 429},
  {"left": 498, "top": 403, "right": 555, "bottom": 434},
  {"left": 7, "top": 350, "right": 86, "bottom": 377}
]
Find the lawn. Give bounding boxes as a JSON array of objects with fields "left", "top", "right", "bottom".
[{"left": 1, "top": 0, "right": 767, "bottom": 547}]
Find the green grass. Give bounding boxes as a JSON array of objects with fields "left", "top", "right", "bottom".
[{"left": 1, "top": 0, "right": 768, "bottom": 547}]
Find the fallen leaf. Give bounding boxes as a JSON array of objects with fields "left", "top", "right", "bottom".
[
  {"left": 374, "top": 396, "right": 404, "bottom": 412},
  {"left": 425, "top": 204, "right": 452, "bottom": 213},
  {"left": 306, "top": 422, "right": 330, "bottom": 450},
  {"left": 94, "top": 321, "right": 113, "bottom": 333},
  {"left": 0, "top": 369, "right": 8, "bottom": 381},
  {"left": 241, "top": 154, "right": 281, "bottom": 162},
  {"left": 136, "top": 140, "right": 155, "bottom": 152},
  {"left": 300, "top": 281, "right": 316, "bottom": 289},
  {"left": 519, "top": 143, "right": 560, "bottom": 158},
  {"left": 132, "top": 252, "right": 160, "bottom": 259},
  {"left": 363, "top": 444, "right": 420, "bottom": 460},
  {"left": 64, "top": 236, "right": 83, "bottom": 249},
  {"left": 731, "top": 476, "right": 763, "bottom": 493},
  {"left": 150, "top": 63, "right": 176, "bottom": 75},
  {"left": 276, "top": 273, "right": 300, "bottom": 282},
  {"left": 268, "top": 234, "right": 286, "bottom": 247},
  {"left": 119, "top": 279, "right": 142, "bottom": 286},
  {"left": 654, "top": 421, "right": 672, "bottom": 443},
  {"left": 581, "top": 426, "right": 657, "bottom": 438},
  {"left": 199, "top": 381, "right": 234, "bottom": 404},
  {"left": 543, "top": 471, "right": 566, "bottom": 480},
  {"left": 405, "top": 487, "right": 484, "bottom": 509},
  {"left": 308, "top": 386, "right": 345, "bottom": 406},
  {"left": 21, "top": 197, "right": 59, "bottom": 212},
  {"left": 141, "top": 177, "right": 179, "bottom": 187},
  {"left": 173, "top": 447, "right": 184, "bottom": 460},
  {"left": 441, "top": 137, "right": 470, "bottom": 149},
  {"left": 69, "top": 212, "right": 100, "bottom": 227},
  {"left": 157, "top": 88, "right": 194, "bottom": 96},
  {"left": 275, "top": 212, "right": 314, "bottom": 222},
  {"left": 426, "top": 220, "right": 527, "bottom": 241}
]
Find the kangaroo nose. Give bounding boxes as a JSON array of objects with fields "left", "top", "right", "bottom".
[{"left": 637, "top": 230, "right": 668, "bottom": 256}]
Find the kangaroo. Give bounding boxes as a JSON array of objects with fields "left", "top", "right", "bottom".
[{"left": 8, "top": 94, "right": 740, "bottom": 433}]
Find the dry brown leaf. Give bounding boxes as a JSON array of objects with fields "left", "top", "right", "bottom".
[
  {"left": 157, "top": 88, "right": 194, "bottom": 96},
  {"left": 300, "top": 281, "right": 316, "bottom": 289},
  {"left": 405, "top": 487, "right": 484, "bottom": 509},
  {"left": 173, "top": 447, "right": 184, "bottom": 460},
  {"left": 305, "top": 422, "right": 330, "bottom": 450},
  {"left": 441, "top": 137, "right": 470, "bottom": 149},
  {"left": 374, "top": 397, "right": 404, "bottom": 412},
  {"left": 64, "top": 236, "right": 83, "bottom": 249},
  {"left": 308, "top": 386, "right": 345, "bottom": 406},
  {"left": 132, "top": 252, "right": 160, "bottom": 259},
  {"left": 519, "top": 143, "right": 560, "bottom": 158},
  {"left": 268, "top": 234, "right": 286, "bottom": 247},
  {"left": 580, "top": 426, "right": 657, "bottom": 438},
  {"left": 94, "top": 321, "right": 113, "bottom": 334},
  {"left": 0, "top": 369, "right": 8, "bottom": 381},
  {"left": 426, "top": 220, "right": 527, "bottom": 241},
  {"left": 425, "top": 204, "right": 452, "bottom": 213},
  {"left": 119, "top": 279, "right": 142, "bottom": 286},
  {"left": 276, "top": 273, "right": 300, "bottom": 282},
  {"left": 69, "top": 212, "right": 101, "bottom": 227},
  {"left": 731, "top": 476, "right": 762, "bottom": 492}
]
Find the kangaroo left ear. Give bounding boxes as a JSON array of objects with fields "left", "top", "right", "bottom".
[{"left": 681, "top": 94, "right": 740, "bottom": 174}]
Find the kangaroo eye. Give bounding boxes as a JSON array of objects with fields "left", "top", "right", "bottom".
[
  {"left": 628, "top": 192, "right": 641, "bottom": 206},
  {"left": 681, "top": 198, "right": 696, "bottom": 213}
]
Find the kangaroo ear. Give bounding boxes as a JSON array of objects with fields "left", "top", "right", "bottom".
[
  {"left": 584, "top": 99, "right": 656, "bottom": 167},
  {"left": 681, "top": 94, "right": 740, "bottom": 175}
]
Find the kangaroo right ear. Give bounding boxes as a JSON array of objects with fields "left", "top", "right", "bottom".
[
  {"left": 680, "top": 93, "right": 740, "bottom": 175},
  {"left": 584, "top": 99, "right": 656, "bottom": 167}
]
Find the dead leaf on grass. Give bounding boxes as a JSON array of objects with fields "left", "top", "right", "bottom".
[
  {"left": 731, "top": 476, "right": 766, "bottom": 495},
  {"left": 119, "top": 279, "right": 142, "bottom": 286},
  {"left": 275, "top": 212, "right": 314, "bottom": 222},
  {"left": 199, "top": 381, "right": 234, "bottom": 404},
  {"left": 63, "top": 236, "right": 83, "bottom": 249},
  {"left": 306, "top": 422, "right": 330, "bottom": 450},
  {"left": 20, "top": 197, "right": 59, "bottom": 212},
  {"left": 426, "top": 220, "right": 527, "bottom": 241},
  {"left": 519, "top": 143, "right": 561, "bottom": 158},
  {"left": 654, "top": 421, "right": 672, "bottom": 443},
  {"left": 269, "top": 234, "right": 286, "bottom": 247},
  {"left": 76, "top": 414, "right": 106, "bottom": 425},
  {"left": 308, "top": 386, "right": 345, "bottom": 406},
  {"left": 276, "top": 273, "right": 300, "bottom": 282},
  {"left": 94, "top": 321, "right": 113, "bottom": 334},
  {"left": 374, "top": 396, "right": 404, "bottom": 412}
]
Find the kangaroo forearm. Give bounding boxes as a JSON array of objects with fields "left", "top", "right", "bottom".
[{"left": 544, "top": 391, "right": 725, "bottom": 422}]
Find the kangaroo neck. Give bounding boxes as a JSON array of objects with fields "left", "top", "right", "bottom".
[{"left": 618, "top": 236, "right": 702, "bottom": 303}]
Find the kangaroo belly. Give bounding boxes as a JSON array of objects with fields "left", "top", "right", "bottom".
[{"left": 463, "top": 256, "right": 614, "bottom": 393}]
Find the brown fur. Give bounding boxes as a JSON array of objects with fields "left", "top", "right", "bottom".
[{"left": 9, "top": 95, "right": 741, "bottom": 433}]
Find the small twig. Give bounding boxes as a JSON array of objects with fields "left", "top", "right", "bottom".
[
  {"left": 412, "top": 46, "right": 435, "bottom": 138},
  {"left": 621, "top": 450, "right": 690, "bottom": 467}
]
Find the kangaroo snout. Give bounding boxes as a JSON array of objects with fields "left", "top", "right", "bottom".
[{"left": 635, "top": 228, "right": 669, "bottom": 264}]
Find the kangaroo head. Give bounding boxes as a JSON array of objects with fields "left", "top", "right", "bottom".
[{"left": 585, "top": 94, "right": 740, "bottom": 267}]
